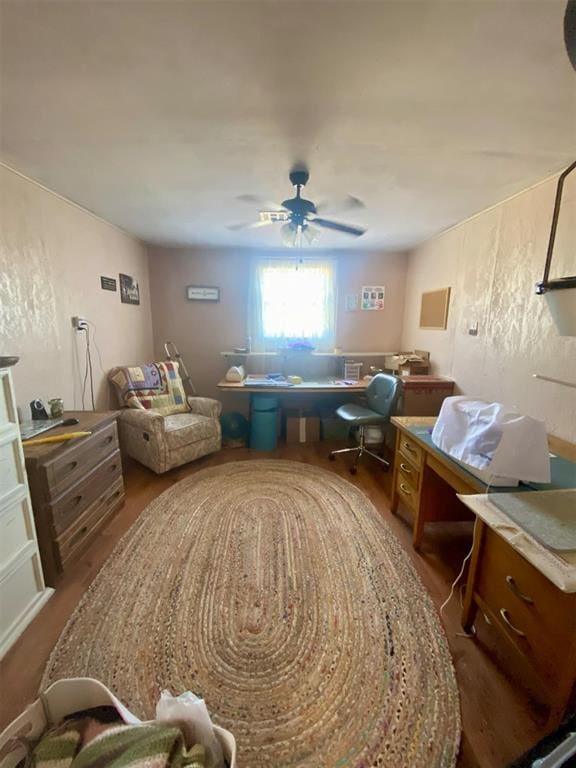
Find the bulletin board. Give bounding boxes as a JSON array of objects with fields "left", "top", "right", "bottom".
[{"left": 419, "top": 287, "right": 451, "bottom": 329}]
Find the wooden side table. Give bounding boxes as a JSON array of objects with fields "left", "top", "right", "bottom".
[{"left": 23, "top": 411, "right": 125, "bottom": 586}]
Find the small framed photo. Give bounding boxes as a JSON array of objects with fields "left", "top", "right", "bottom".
[
  {"left": 119, "top": 273, "right": 140, "bottom": 305},
  {"left": 186, "top": 285, "right": 220, "bottom": 302},
  {"left": 361, "top": 285, "right": 385, "bottom": 310}
]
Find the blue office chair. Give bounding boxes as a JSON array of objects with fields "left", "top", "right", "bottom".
[{"left": 329, "top": 373, "right": 401, "bottom": 474}]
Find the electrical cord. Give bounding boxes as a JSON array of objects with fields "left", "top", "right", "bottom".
[
  {"left": 81, "top": 329, "right": 89, "bottom": 410},
  {"left": 439, "top": 474, "right": 495, "bottom": 637},
  {"left": 86, "top": 329, "right": 95, "bottom": 410},
  {"left": 87, "top": 320, "right": 106, "bottom": 375},
  {"left": 79, "top": 326, "right": 95, "bottom": 410}
]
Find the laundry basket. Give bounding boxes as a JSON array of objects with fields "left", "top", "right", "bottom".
[{"left": 0, "top": 678, "right": 237, "bottom": 768}]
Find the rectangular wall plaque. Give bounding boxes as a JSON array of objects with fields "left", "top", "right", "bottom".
[
  {"left": 186, "top": 285, "right": 220, "bottom": 302},
  {"left": 100, "top": 276, "right": 117, "bottom": 291}
]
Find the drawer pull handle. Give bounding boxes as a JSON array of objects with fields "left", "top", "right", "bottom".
[
  {"left": 403, "top": 442, "right": 416, "bottom": 453},
  {"left": 399, "top": 463, "right": 412, "bottom": 474},
  {"left": 70, "top": 525, "right": 89, "bottom": 546},
  {"left": 72, "top": 495, "right": 83, "bottom": 506},
  {"left": 506, "top": 575, "right": 533, "bottom": 604},
  {"left": 67, "top": 461, "right": 78, "bottom": 472},
  {"left": 399, "top": 483, "right": 411, "bottom": 496},
  {"left": 103, "top": 435, "right": 113, "bottom": 445},
  {"left": 110, "top": 464, "right": 117, "bottom": 472},
  {"left": 499, "top": 608, "right": 526, "bottom": 637}
]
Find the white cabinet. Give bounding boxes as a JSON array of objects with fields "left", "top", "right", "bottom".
[{"left": 0, "top": 367, "right": 53, "bottom": 657}]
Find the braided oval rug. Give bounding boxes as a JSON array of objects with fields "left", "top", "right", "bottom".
[{"left": 43, "top": 460, "right": 460, "bottom": 767}]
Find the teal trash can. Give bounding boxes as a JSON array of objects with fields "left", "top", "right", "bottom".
[{"left": 250, "top": 395, "right": 279, "bottom": 451}]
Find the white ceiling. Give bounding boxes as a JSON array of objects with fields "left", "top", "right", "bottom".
[{"left": 1, "top": 0, "right": 575, "bottom": 251}]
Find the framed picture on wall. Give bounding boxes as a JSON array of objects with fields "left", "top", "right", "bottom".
[
  {"left": 361, "top": 285, "right": 385, "bottom": 310},
  {"left": 186, "top": 285, "right": 220, "bottom": 302},
  {"left": 119, "top": 273, "right": 140, "bottom": 305}
]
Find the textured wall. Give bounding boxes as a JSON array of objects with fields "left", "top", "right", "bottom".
[
  {"left": 148, "top": 247, "right": 407, "bottom": 408},
  {"left": 401, "top": 173, "right": 576, "bottom": 441},
  {"left": 0, "top": 165, "right": 154, "bottom": 415}
]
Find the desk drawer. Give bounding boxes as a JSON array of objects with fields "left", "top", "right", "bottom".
[
  {"left": 397, "top": 455, "right": 420, "bottom": 492},
  {"left": 57, "top": 476, "right": 124, "bottom": 566},
  {"left": 398, "top": 435, "right": 424, "bottom": 469},
  {"left": 44, "top": 422, "right": 118, "bottom": 499},
  {"left": 49, "top": 450, "right": 122, "bottom": 535},
  {"left": 476, "top": 527, "right": 576, "bottom": 677},
  {"left": 395, "top": 474, "right": 420, "bottom": 513}
]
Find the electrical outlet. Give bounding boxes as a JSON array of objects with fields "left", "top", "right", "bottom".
[
  {"left": 468, "top": 321, "right": 479, "bottom": 336},
  {"left": 72, "top": 316, "right": 88, "bottom": 331}
]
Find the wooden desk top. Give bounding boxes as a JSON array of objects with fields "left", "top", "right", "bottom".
[
  {"left": 458, "top": 492, "right": 576, "bottom": 593},
  {"left": 217, "top": 379, "right": 368, "bottom": 394},
  {"left": 391, "top": 416, "right": 436, "bottom": 430},
  {"left": 22, "top": 411, "right": 118, "bottom": 463}
]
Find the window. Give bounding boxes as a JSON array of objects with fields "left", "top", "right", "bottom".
[{"left": 250, "top": 258, "right": 337, "bottom": 351}]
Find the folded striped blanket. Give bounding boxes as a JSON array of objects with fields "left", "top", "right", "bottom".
[{"left": 31, "top": 720, "right": 205, "bottom": 768}]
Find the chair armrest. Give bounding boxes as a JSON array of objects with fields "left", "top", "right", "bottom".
[
  {"left": 187, "top": 397, "right": 222, "bottom": 419},
  {"left": 118, "top": 408, "right": 165, "bottom": 433}
]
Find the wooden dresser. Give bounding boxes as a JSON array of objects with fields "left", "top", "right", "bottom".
[{"left": 23, "top": 411, "right": 125, "bottom": 586}]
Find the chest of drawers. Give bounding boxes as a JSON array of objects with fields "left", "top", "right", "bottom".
[{"left": 24, "top": 411, "right": 125, "bottom": 586}]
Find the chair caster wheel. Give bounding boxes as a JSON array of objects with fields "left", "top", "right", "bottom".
[
  {"left": 329, "top": 454, "right": 335, "bottom": 462},
  {"left": 350, "top": 466, "right": 357, "bottom": 475}
]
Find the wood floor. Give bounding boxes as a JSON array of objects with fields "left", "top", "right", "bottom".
[{"left": 0, "top": 443, "right": 552, "bottom": 767}]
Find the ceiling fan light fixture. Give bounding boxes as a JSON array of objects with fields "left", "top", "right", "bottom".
[
  {"left": 281, "top": 222, "right": 298, "bottom": 248},
  {"left": 281, "top": 222, "right": 320, "bottom": 248},
  {"left": 233, "top": 166, "right": 367, "bottom": 244},
  {"left": 302, "top": 224, "right": 320, "bottom": 246}
]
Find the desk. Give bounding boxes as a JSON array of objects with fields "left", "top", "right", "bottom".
[
  {"left": 217, "top": 378, "right": 368, "bottom": 394},
  {"left": 390, "top": 416, "right": 576, "bottom": 550},
  {"left": 459, "top": 492, "right": 576, "bottom": 726}
]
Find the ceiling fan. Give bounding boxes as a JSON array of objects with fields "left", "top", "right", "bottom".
[{"left": 229, "top": 166, "right": 367, "bottom": 247}]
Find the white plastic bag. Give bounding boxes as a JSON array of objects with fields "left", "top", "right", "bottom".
[
  {"left": 156, "top": 690, "right": 224, "bottom": 768},
  {"left": 432, "top": 396, "right": 551, "bottom": 485}
]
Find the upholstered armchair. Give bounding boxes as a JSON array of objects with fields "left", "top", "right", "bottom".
[{"left": 109, "top": 363, "right": 222, "bottom": 474}]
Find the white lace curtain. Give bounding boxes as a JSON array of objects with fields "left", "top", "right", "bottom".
[{"left": 249, "top": 257, "right": 337, "bottom": 352}]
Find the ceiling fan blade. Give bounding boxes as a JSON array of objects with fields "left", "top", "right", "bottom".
[
  {"left": 311, "top": 217, "right": 366, "bottom": 237},
  {"left": 227, "top": 219, "right": 276, "bottom": 231},
  {"left": 237, "top": 194, "right": 287, "bottom": 211},
  {"left": 315, "top": 195, "right": 365, "bottom": 216}
]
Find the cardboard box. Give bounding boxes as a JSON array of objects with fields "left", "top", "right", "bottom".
[
  {"left": 384, "top": 350, "right": 430, "bottom": 376},
  {"left": 320, "top": 411, "right": 350, "bottom": 441},
  {"left": 285, "top": 409, "right": 320, "bottom": 443}
]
